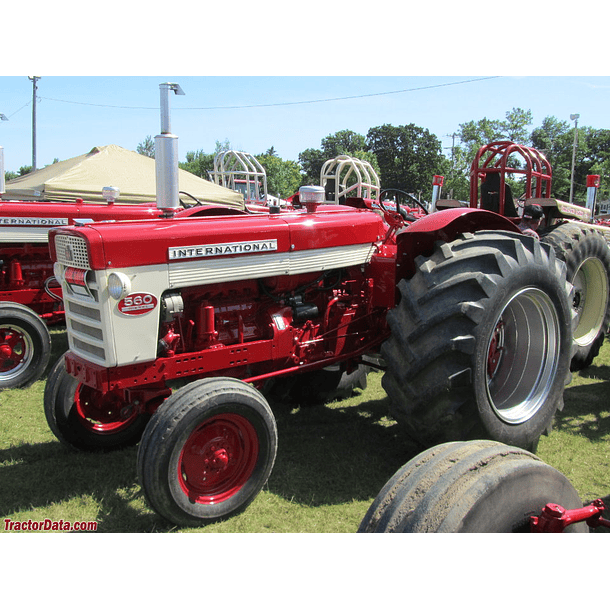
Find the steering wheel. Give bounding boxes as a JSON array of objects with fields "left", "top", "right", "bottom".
[
  {"left": 179, "top": 191, "right": 203, "bottom": 208},
  {"left": 380, "top": 188, "right": 429, "bottom": 216}
]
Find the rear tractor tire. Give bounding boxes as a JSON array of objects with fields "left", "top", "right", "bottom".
[
  {"left": 381, "top": 230, "right": 573, "bottom": 452},
  {"left": 137, "top": 377, "right": 278, "bottom": 527},
  {"left": 541, "top": 223, "right": 610, "bottom": 371},
  {"left": 0, "top": 302, "right": 51, "bottom": 390},
  {"left": 358, "top": 440, "right": 587, "bottom": 533}
]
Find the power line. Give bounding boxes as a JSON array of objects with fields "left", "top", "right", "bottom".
[{"left": 38, "top": 76, "right": 502, "bottom": 111}]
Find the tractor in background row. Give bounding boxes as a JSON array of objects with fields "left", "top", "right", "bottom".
[
  {"left": 0, "top": 178, "right": 164, "bottom": 389},
  {"left": 442, "top": 140, "right": 610, "bottom": 371}
]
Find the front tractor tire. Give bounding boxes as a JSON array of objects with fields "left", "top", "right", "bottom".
[
  {"left": 541, "top": 223, "right": 610, "bottom": 371},
  {"left": 44, "top": 353, "right": 152, "bottom": 451},
  {"left": 0, "top": 302, "right": 51, "bottom": 390},
  {"left": 137, "top": 377, "right": 278, "bottom": 528},
  {"left": 382, "top": 231, "right": 572, "bottom": 452},
  {"left": 358, "top": 440, "right": 587, "bottom": 533}
]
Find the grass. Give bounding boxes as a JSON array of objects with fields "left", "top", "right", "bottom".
[{"left": 1, "top": 328, "right": 609, "bottom": 533}]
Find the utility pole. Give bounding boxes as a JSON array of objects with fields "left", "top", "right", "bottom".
[
  {"left": 28, "top": 76, "right": 41, "bottom": 171},
  {"left": 569, "top": 113, "right": 580, "bottom": 204},
  {"left": 444, "top": 133, "right": 458, "bottom": 198}
]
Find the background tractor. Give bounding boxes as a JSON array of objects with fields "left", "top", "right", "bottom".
[{"left": 467, "top": 140, "right": 610, "bottom": 370}]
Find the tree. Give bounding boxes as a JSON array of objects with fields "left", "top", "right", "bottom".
[
  {"left": 137, "top": 135, "right": 155, "bottom": 158},
  {"left": 298, "top": 147, "right": 328, "bottom": 185},
  {"left": 530, "top": 118, "right": 610, "bottom": 201},
  {"left": 299, "top": 130, "right": 379, "bottom": 186},
  {"left": 180, "top": 140, "right": 233, "bottom": 179},
  {"left": 366, "top": 123, "right": 444, "bottom": 196},
  {"left": 257, "top": 154, "right": 302, "bottom": 198},
  {"left": 321, "top": 130, "right": 367, "bottom": 157},
  {"left": 180, "top": 150, "right": 214, "bottom": 179}
]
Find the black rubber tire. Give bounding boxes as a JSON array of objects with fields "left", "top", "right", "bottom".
[
  {"left": 43, "top": 352, "right": 150, "bottom": 451},
  {"left": 381, "top": 230, "right": 573, "bottom": 451},
  {"left": 541, "top": 223, "right": 610, "bottom": 371},
  {"left": 137, "top": 377, "right": 278, "bottom": 527},
  {"left": 266, "top": 364, "right": 370, "bottom": 404},
  {"left": 0, "top": 302, "right": 51, "bottom": 389},
  {"left": 358, "top": 440, "right": 588, "bottom": 533}
]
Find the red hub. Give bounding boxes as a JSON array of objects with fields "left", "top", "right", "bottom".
[
  {"left": 178, "top": 414, "right": 259, "bottom": 504},
  {"left": 487, "top": 320, "right": 505, "bottom": 378},
  {"left": 74, "top": 384, "right": 140, "bottom": 434},
  {"left": 0, "top": 329, "right": 26, "bottom": 372}
]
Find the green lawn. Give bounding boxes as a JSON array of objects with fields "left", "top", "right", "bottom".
[{"left": 1, "top": 328, "right": 609, "bottom": 533}]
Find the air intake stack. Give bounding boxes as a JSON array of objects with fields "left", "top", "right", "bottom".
[{"left": 155, "top": 82, "right": 185, "bottom": 215}]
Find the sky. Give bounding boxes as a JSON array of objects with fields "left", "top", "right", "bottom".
[{"left": 1, "top": 75, "right": 609, "bottom": 175}]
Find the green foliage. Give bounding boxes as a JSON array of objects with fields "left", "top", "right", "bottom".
[
  {"left": 298, "top": 147, "right": 328, "bottom": 185},
  {"left": 136, "top": 135, "right": 155, "bottom": 158},
  {"left": 180, "top": 139, "right": 232, "bottom": 179},
  {"left": 180, "top": 149, "right": 215, "bottom": 179},
  {"left": 366, "top": 123, "right": 444, "bottom": 195},
  {"left": 256, "top": 153, "right": 302, "bottom": 198}
]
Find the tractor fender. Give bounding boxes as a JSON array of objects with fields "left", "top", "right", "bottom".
[{"left": 396, "top": 208, "right": 520, "bottom": 278}]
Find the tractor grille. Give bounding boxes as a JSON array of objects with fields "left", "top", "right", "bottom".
[
  {"left": 54, "top": 234, "right": 90, "bottom": 269},
  {"left": 64, "top": 280, "right": 107, "bottom": 365}
]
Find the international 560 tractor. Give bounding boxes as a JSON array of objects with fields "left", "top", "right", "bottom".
[{"left": 45, "top": 84, "right": 576, "bottom": 527}]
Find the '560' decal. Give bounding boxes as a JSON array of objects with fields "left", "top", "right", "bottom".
[{"left": 118, "top": 293, "right": 158, "bottom": 315}]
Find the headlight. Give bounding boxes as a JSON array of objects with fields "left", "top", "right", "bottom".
[
  {"left": 107, "top": 272, "right": 131, "bottom": 300},
  {"left": 53, "top": 262, "right": 64, "bottom": 283}
]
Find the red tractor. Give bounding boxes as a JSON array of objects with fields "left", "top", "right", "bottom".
[
  {"left": 0, "top": 133, "right": 244, "bottom": 389},
  {"left": 464, "top": 141, "right": 610, "bottom": 371},
  {"left": 0, "top": 188, "right": 165, "bottom": 389},
  {"left": 44, "top": 84, "right": 576, "bottom": 527}
]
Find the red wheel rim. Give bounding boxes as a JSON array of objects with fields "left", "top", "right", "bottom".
[
  {"left": 487, "top": 320, "right": 505, "bottom": 378},
  {"left": 74, "top": 384, "right": 139, "bottom": 434},
  {"left": 0, "top": 327, "right": 30, "bottom": 374},
  {"left": 178, "top": 414, "right": 259, "bottom": 504}
]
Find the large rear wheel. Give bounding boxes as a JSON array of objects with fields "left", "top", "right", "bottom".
[
  {"left": 541, "top": 223, "right": 610, "bottom": 370},
  {"left": 0, "top": 302, "right": 51, "bottom": 390},
  {"left": 137, "top": 377, "right": 278, "bottom": 527},
  {"left": 381, "top": 231, "right": 573, "bottom": 451},
  {"left": 358, "top": 440, "right": 587, "bottom": 533}
]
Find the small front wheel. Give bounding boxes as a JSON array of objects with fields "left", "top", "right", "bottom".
[
  {"left": 44, "top": 352, "right": 152, "bottom": 451},
  {"left": 137, "top": 377, "right": 278, "bottom": 527}
]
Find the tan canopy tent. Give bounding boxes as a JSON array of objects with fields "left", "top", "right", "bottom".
[{"left": 2, "top": 144, "right": 244, "bottom": 208}]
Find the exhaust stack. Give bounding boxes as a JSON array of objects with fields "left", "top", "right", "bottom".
[
  {"left": 0, "top": 146, "right": 5, "bottom": 195},
  {"left": 155, "top": 83, "right": 185, "bottom": 214},
  {"left": 586, "top": 175, "right": 600, "bottom": 215},
  {"left": 429, "top": 175, "right": 444, "bottom": 213}
]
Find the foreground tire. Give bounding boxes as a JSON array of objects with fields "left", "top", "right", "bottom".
[
  {"left": 137, "top": 377, "right": 278, "bottom": 527},
  {"left": 381, "top": 231, "right": 572, "bottom": 451},
  {"left": 0, "top": 302, "right": 51, "bottom": 389},
  {"left": 541, "top": 223, "right": 610, "bottom": 370},
  {"left": 44, "top": 352, "right": 151, "bottom": 451},
  {"left": 358, "top": 440, "right": 588, "bottom": 533}
]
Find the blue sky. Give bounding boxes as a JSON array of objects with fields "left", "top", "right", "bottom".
[{"left": 2, "top": 75, "right": 609, "bottom": 174}]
